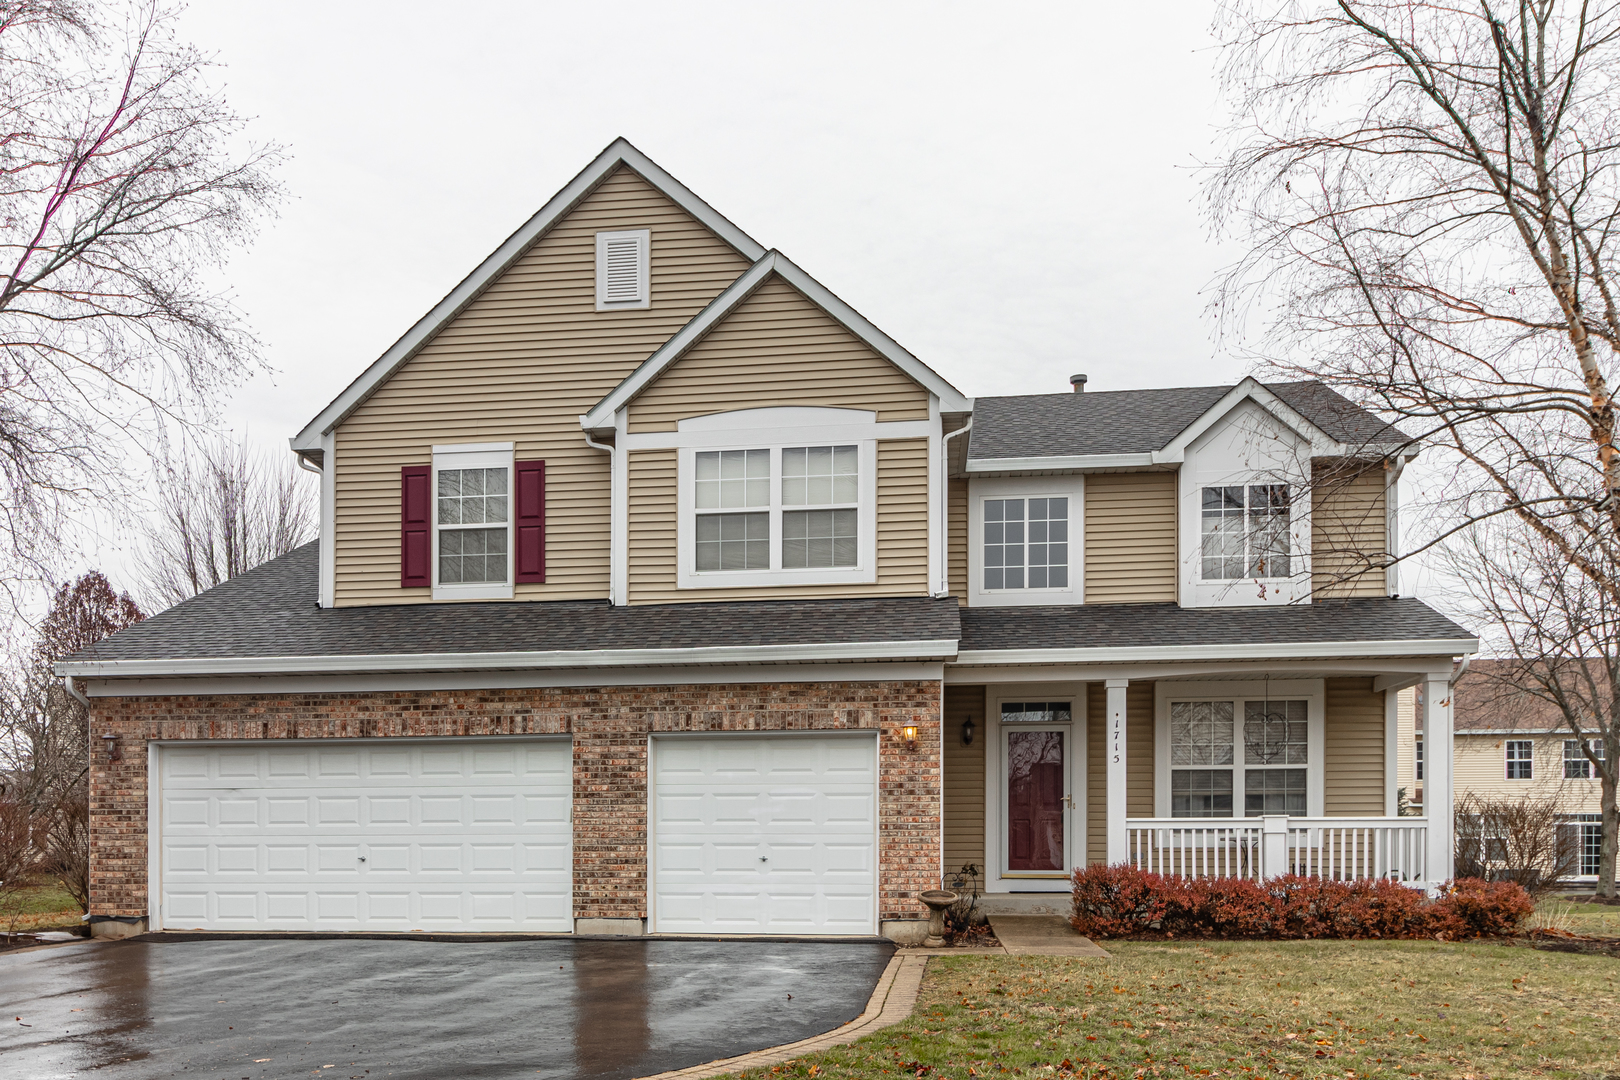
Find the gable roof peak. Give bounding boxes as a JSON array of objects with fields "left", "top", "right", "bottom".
[{"left": 291, "top": 137, "right": 766, "bottom": 452}]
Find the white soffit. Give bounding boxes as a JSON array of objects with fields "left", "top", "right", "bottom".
[
  {"left": 580, "top": 250, "right": 971, "bottom": 431},
  {"left": 290, "top": 137, "right": 767, "bottom": 451}
]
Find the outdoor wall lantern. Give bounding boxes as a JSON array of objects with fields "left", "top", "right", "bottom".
[
  {"left": 902, "top": 725, "right": 919, "bottom": 751},
  {"left": 961, "top": 716, "right": 976, "bottom": 746},
  {"left": 101, "top": 732, "right": 121, "bottom": 763}
]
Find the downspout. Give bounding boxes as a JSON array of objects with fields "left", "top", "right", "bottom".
[
  {"left": 65, "top": 674, "right": 90, "bottom": 708},
  {"left": 1384, "top": 453, "right": 1408, "bottom": 596},
  {"left": 1450, "top": 653, "right": 1472, "bottom": 688},
  {"left": 582, "top": 428, "right": 616, "bottom": 605},
  {"left": 935, "top": 419, "right": 972, "bottom": 598},
  {"left": 295, "top": 451, "right": 322, "bottom": 476}
]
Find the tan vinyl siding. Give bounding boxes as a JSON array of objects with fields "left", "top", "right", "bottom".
[
  {"left": 624, "top": 276, "right": 930, "bottom": 432},
  {"left": 1087, "top": 681, "right": 1156, "bottom": 864},
  {"left": 949, "top": 477, "right": 968, "bottom": 603},
  {"left": 1324, "top": 678, "right": 1386, "bottom": 816},
  {"left": 1453, "top": 732, "right": 1604, "bottom": 815},
  {"left": 625, "top": 438, "right": 930, "bottom": 603},
  {"left": 943, "top": 686, "right": 986, "bottom": 873},
  {"left": 1312, "top": 464, "right": 1388, "bottom": 599},
  {"left": 332, "top": 166, "right": 752, "bottom": 606},
  {"left": 1084, "top": 472, "right": 1178, "bottom": 604}
]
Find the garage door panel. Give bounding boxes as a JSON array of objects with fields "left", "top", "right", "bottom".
[
  {"left": 155, "top": 739, "right": 572, "bottom": 932},
  {"left": 652, "top": 734, "right": 877, "bottom": 936}
]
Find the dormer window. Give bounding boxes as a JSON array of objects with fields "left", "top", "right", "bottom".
[
  {"left": 595, "top": 229, "right": 650, "bottom": 310},
  {"left": 1200, "top": 484, "right": 1291, "bottom": 580},
  {"left": 983, "top": 497, "right": 1069, "bottom": 590}
]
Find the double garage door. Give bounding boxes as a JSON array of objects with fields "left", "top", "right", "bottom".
[{"left": 154, "top": 733, "right": 877, "bottom": 936}]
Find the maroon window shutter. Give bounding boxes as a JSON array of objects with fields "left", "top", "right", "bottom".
[
  {"left": 401, "top": 465, "right": 431, "bottom": 588},
  {"left": 515, "top": 459, "right": 546, "bottom": 583}
]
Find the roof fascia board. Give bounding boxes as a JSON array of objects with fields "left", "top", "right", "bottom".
[
  {"left": 292, "top": 138, "right": 767, "bottom": 450},
  {"left": 1453, "top": 728, "right": 1573, "bottom": 736},
  {"left": 581, "top": 250, "right": 971, "bottom": 430},
  {"left": 954, "top": 636, "right": 1479, "bottom": 666},
  {"left": 55, "top": 637, "right": 961, "bottom": 679},
  {"left": 965, "top": 452, "right": 1157, "bottom": 473},
  {"left": 1152, "top": 377, "right": 1342, "bottom": 463}
]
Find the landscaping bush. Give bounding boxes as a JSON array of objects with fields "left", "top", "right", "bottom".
[{"left": 1069, "top": 864, "right": 1532, "bottom": 940}]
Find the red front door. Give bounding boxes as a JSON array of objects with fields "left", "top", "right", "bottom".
[{"left": 1007, "top": 729, "right": 1065, "bottom": 872}]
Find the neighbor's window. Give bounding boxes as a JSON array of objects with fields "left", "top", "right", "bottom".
[
  {"left": 1415, "top": 739, "right": 1424, "bottom": 781},
  {"left": 1170, "top": 698, "right": 1310, "bottom": 818},
  {"left": 1201, "top": 484, "right": 1291, "bottom": 580},
  {"left": 983, "top": 497, "right": 1069, "bottom": 590},
  {"left": 1505, "top": 740, "right": 1534, "bottom": 780},
  {"left": 693, "top": 445, "right": 859, "bottom": 573},
  {"left": 438, "top": 467, "right": 508, "bottom": 584},
  {"left": 1565, "top": 739, "right": 1605, "bottom": 779}
]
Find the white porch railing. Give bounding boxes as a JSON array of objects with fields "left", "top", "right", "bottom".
[{"left": 1127, "top": 816, "right": 1429, "bottom": 885}]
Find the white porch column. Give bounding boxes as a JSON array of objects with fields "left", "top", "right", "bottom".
[
  {"left": 1105, "top": 678, "right": 1129, "bottom": 865},
  {"left": 1422, "top": 675, "right": 1454, "bottom": 886}
]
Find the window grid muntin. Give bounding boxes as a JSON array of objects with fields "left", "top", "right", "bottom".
[
  {"left": 1505, "top": 740, "right": 1534, "bottom": 780},
  {"left": 691, "top": 444, "right": 862, "bottom": 576},
  {"left": 437, "top": 466, "right": 509, "bottom": 585},
  {"left": 1200, "top": 484, "right": 1292, "bottom": 581},
  {"left": 983, "top": 497, "right": 1068, "bottom": 591},
  {"left": 1564, "top": 739, "right": 1604, "bottom": 779},
  {"left": 1169, "top": 697, "right": 1310, "bottom": 818},
  {"left": 1001, "top": 702, "right": 1074, "bottom": 724}
]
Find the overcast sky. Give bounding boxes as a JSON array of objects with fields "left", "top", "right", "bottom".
[
  {"left": 82, "top": 1, "right": 1395, "bottom": 599},
  {"left": 183, "top": 0, "right": 1241, "bottom": 449}
]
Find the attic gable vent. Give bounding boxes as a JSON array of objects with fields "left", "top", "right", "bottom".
[{"left": 596, "top": 229, "right": 650, "bottom": 310}]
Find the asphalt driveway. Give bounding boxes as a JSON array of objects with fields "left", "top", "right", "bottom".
[{"left": 0, "top": 937, "right": 895, "bottom": 1080}]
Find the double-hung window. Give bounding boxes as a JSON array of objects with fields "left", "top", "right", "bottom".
[
  {"left": 1415, "top": 738, "right": 1424, "bottom": 781},
  {"left": 1201, "top": 484, "right": 1291, "bottom": 580},
  {"left": 684, "top": 441, "right": 873, "bottom": 586},
  {"left": 1505, "top": 740, "right": 1534, "bottom": 780},
  {"left": 1169, "top": 697, "right": 1311, "bottom": 817},
  {"left": 1565, "top": 739, "right": 1605, "bottom": 779},
  {"left": 431, "top": 444, "right": 514, "bottom": 600},
  {"left": 983, "top": 497, "right": 1069, "bottom": 590}
]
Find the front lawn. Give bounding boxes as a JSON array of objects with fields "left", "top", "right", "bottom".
[
  {"left": 733, "top": 941, "right": 1617, "bottom": 1079},
  {"left": 0, "top": 881, "right": 83, "bottom": 932}
]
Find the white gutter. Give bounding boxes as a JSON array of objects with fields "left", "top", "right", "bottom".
[
  {"left": 954, "top": 636, "right": 1479, "bottom": 666},
  {"left": 55, "top": 638, "right": 963, "bottom": 680},
  {"left": 935, "top": 417, "right": 971, "bottom": 597}
]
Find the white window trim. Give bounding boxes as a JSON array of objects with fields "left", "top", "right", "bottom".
[
  {"left": 676, "top": 438, "right": 878, "bottom": 589},
  {"left": 1153, "top": 680, "right": 1326, "bottom": 819},
  {"left": 981, "top": 683, "right": 1085, "bottom": 894},
  {"left": 1194, "top": 481, "right": 1304, "bottom": 584},
  {"left": 596, "top": 229, "right": 650, "bottom": 310},
  {"left": 1504, "top": 739, "right": 1535, "bottom": 780},
  {"left": 431, "top": 442, "right": 515, "bottom": 601},
  {"left": 966, "top": 476, "right": 1084, "bottom": 608}
]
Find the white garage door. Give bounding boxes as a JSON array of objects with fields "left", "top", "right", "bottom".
[
  {"left": 650, "top": 733, "right": 878, "bottom": 936},
  {"left": 154, "top": 739, "right": 571, "bottom": 932}
]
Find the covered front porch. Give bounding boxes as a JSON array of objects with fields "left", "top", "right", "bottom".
[{"left": 940, "top": 662, "right": 1459, "bottom": 893}]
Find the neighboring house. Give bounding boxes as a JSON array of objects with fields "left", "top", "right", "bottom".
[
  {"left": 1398, "top": 661, "right": 1610, "bottom": 883},
  {"left": 58, "top": 139, "right": 1477, "bottom": 942}
]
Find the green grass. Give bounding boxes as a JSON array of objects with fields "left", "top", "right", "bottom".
[
  {"left": 1540, "top": 901, "right": 1620, "bottom": 939},
  {"left": 0, "top": 881, "right": 82, "bottom": 931},
  {"left": 731, "top": 941, "right": 1618, "bottom": 1079}
]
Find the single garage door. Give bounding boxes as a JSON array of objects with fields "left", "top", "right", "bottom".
[
  {"left": 154, "top": 738, "right": 571, "bottom": 932},
  {"left": 650, "top": 733, "right": 878, "bottom": 936}
]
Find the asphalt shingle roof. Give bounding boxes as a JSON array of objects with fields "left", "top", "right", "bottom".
[
  {"left": 62, "top": 543, "right": 962, "bottom": 665},
  {"left": 959, "top": 598, "right": 1473, "bottom": 653},
  {"left": 967, "top": 380, "right": 1409, "bottom": 462}
]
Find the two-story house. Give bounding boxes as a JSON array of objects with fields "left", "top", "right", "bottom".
[{"left": 60, "top": 139, "right": 1476, "bottom": 942}]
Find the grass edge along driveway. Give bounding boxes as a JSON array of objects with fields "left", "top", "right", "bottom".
[{"left": 726, "top": 940, "right": 1618, "bottom": 1079}]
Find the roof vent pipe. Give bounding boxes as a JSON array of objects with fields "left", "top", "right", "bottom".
[{"left": 1070, "top": 373, "right": 1088, "bottom": 393}]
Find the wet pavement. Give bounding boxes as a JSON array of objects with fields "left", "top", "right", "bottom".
[{"left": 0, "top": 937, "right": 894, "bottom": 1080}]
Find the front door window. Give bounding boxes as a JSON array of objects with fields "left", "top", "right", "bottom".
[{"left": 1007, "top": 729, "right": 1065, "bottom": 872}]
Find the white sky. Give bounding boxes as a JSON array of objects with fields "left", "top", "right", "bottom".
[{"left": 75, "top": 2, "right": 1454, "bottom": 607}]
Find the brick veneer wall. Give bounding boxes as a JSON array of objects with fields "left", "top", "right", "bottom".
[{"left": 88, "top": 680, "right": 942, "bottom": 924}]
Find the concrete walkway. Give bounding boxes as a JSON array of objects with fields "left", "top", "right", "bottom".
[
  {"left": 635, "top": 951, "right": 929, "bottom": 1079},
  {"left": 987, "top": 915, "right": 1111, "bottom": 957}
]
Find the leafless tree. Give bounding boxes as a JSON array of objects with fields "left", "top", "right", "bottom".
[
  {"left": 1455, "top": 790, "right": 1581, "bottom": 895},
  {"left": 1207, "top": 0, "right": 1620, "bottom": 893},
  {"left": 0, "top": 0, "right": 282, "bottom": 603},
  {"left": 0, "top": 571, "right": 142, "bottom": 909},
  {"left": 136, "top": 436, "right": 315, "bottom": 611}
]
